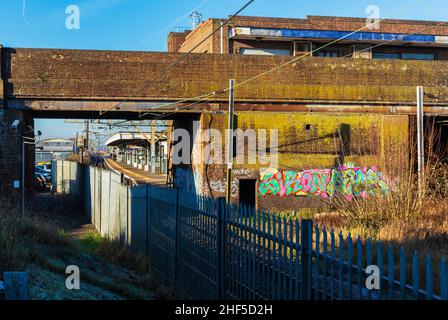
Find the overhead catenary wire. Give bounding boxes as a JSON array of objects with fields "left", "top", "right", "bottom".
[
  {"left": 227, "top": 0, "right": 427, "bottom": 93},
  {"left": 116, "top": 0, "right": 428, "bottom": 129},
  {"left": 103, "top": 0, "right": 428, "bottom": 147},
  {"left": 147, "top": 8, "right": 440, "bottom": 124},
  {"left": 109, "top": 91, "right": 220, "bottom": 130},
  {"left": 108, "top": 88, "right": 227, "bottom": 128}
]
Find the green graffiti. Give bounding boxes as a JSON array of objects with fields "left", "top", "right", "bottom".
[{"left": 259, "top": 165, "right": 390, "bottom": 200}]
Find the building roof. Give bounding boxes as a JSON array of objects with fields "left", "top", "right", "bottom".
[
  {"left": 36, "top": 138, "right": 74, "bottom": 152},
  {"left": 235, "top": 15, "right": 448, "bottom": 26},
  {"left": 40, "top": 138, "right": 74, "bottom": 144},
  {"left": 105, "top": 131, "right": 167, "bottom": 147}
]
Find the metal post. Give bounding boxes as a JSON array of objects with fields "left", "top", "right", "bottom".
[
  {"left": 21, "top": 138, "right": 25, "bottom": 217},
  {"left": 174, "top": 188, "right": 180, "bottom": 287},
  {"left": 151, "top": 120, "right": 156, "bottom": 173},
  {"left": 417, "top": 86, "right": 425, "bottom": 193},
  {"left": 216, "top": 198, "right": 226, "bottom": 299},
  {"left": 85, "top": 120, "right": 90, "bottom": 152},
  {"left": 300, "top": 219, "right": 312, "bottom": 300},
  {"left": 145, "top": 146, "right": 149, "bottom": 171},
  {"left": 226, "top": 79, "right": 235, "bottom": 203}
]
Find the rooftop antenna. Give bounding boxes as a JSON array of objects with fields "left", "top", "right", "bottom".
[{"left": 190, "top": 11, "right": 202, "bottom": 29}]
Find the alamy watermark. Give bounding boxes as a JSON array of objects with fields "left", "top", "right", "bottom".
[
  {"left": 365, "top": 265, "right": 380, "bottom": 290},
  {"left": 365, "top": 5, "right": 381, "bottom": 30},
  {"left": 65, "top": 265, "right": 80, "bottom": 290},
  {"left": 66, "top": 5, "right": 80, "bottom": 30},
  {"left": 172, "top": 121, "right": 278, "bottom": 167}
]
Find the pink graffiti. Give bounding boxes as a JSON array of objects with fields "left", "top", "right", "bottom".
[{"left": 259, "top": 165, "right": 389, "bottom": 200}]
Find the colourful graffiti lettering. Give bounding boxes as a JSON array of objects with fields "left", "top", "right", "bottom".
[{"left": 259, "top": 164, "right": 389, "bottom": 200}]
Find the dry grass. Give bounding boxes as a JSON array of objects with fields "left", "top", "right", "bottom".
[
  {"left": 75, "top": 234, "right": 180, "bottom": 299},
  {"left": 264, "top": 125, "right": 448, "bottom": 296},
  {"left": 306, "top": 117, "right": 448, "bottom": 295},
  {"left": 0, "top": 200, "right": 72, "bottom": 273},
  {"left": 320, "top": 118, "right": 448, "bottom": 242},
  {"left": 0, "top": 197, "right": 179, "bottom": 299},
  {"left": 0, "top": 203, "right": 26, "bottom": 272},
  {"left": 77, "top": 234, "right": 149, "bottom": 275}
]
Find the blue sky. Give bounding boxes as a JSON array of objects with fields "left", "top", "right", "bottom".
[{"left": 0, "top": 0, "right": 447, "bottom": 140}]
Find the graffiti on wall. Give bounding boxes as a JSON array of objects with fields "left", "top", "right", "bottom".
[
  {"left": 208, "top": 168, "right": 253, "bottom": 198},
  {"left": 209, "top": 178, "right": 239, "bottom": 197},
  {"left": 259, "top": 164, "right": 389, "bottom": 201}
]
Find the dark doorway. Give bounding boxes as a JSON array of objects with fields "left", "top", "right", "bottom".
[{"left": 239, "top": 179, "right": 257, "bottom": 209}]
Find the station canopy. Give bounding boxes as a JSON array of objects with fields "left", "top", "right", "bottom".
[{"left": 105, "top": 131, "right": 166, "bottom": 147}]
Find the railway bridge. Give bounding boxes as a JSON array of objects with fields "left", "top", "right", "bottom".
[{"left": 2, "top": 46, "right": 448, "bottom": 208}]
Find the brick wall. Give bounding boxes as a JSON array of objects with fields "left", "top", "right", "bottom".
[
  {"left": 168, "top": 31, "right": 191, "bottom": 52},
  {"left": 3, "top": 47, "right": 448, "bottom": 105},
  {"left": 0, "top": 110, "right": 35, "bottom": 203},
  {"left": 178, "top": 19, "right": 214, "bottom": 53}
]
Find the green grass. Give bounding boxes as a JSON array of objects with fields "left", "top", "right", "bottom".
[
  {"left": 75, "top": 234, "right": 149, "bottom": 275},
  {"left": 276, "top": 208, "right": 321, "bottom": 220}
]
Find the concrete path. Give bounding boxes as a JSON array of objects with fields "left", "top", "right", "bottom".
[{"left": 105, "top": 158, "right": 167, "bottom": 186}]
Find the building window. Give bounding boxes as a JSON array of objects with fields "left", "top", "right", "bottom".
[
  {"left": 401, "top": 53, "right": 434, "bottom": 60},
  {"left": 239, "top": 48, "right": 291, "bottom": 56},
  {"left": 315, "top": 50, "right": 339, "bottom": 58},
  {"left": 372, "top": 53, "right": 400, "bottom": 60},
  {"left": 373, "top": 52, "right": 435, "bottom": 60},
  {"left": 293, "top": 41, "right": 312, "bottom": 56}
]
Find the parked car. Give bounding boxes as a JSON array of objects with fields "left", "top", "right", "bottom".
[
  {"left": 35, "top": 165, "right": 51, "bottom": 174},
  {"left": 35, "top": 173, "right": 50, "bottom": 192},
  {"left": 35, "top": 167, "right": 52, "bottom": 182}
]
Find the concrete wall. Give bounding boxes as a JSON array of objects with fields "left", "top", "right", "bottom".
[
  {"left": 173, "top": 112, "right": 409, "bottom": 210},
  {"left": 172, "top": 115, "right": 206, "bottom": 195},
  {"left": 52, "top": 160, "right": 80, "bottom": 194},
  {"left": 53, "top": 161, "right": 179, "bottom": 256},
  {"left": 54, "top": 161, "right": 139, "bottom": 250}
]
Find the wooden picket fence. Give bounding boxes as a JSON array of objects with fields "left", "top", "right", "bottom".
[{"left": 146, "top": 186, "right": 448, "bottom": 300}]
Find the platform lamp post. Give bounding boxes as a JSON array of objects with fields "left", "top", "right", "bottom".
[
  {"left": 226, "top": 79, "right": 235, "bottom": 203},
  {"left": 417, "top": 86, "right": 425, "bottom": 195}
]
